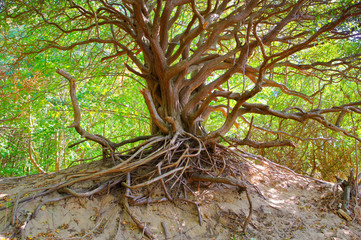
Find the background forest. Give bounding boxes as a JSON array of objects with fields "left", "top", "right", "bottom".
[{"left": 0, "top": 0, "right": 360, "bottom": 182}]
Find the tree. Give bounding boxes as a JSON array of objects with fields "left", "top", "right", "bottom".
[
  {"left": 1, "top": 0, "right": 361, "bottom": 235},
  {"left": 3, "top": 0, "right": 360, "bottom": 144}
]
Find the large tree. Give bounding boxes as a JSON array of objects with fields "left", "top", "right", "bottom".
[
  {"left": 2, "top": 0, "right": 361, "bottom": 144},
  {"left": 1, "top": 0, "right": 361, "bottom": 235}
]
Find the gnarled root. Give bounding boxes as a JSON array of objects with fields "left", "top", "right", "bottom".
[{"left": 2, "top": 133, "right": 255, "bottom": 238}]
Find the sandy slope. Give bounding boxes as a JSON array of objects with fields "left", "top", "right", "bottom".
[{"left": 1, "top": 159, "right": 360, "bottom": 240}]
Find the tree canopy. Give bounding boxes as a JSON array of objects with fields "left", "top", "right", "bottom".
[{"left": 0, "top": 0, "right": 360, "bottom": 179}]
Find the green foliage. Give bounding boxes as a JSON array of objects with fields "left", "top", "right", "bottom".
[
  {"left": 0, "top": 18, "right": 150, "bottom": 176},
  {"left": 0, "top": 0, "right": 360, "bottom": 180}
]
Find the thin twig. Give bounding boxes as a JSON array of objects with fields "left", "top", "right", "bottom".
[
  {"left": 67, "top": 155, "right": 102, "bottom": 167},
  {"left": 177, "top": 198, "right": 203, "bottom": 226},
  {"left": 122, "top": 166, "right": 188, "bottom": 190},
  {"left": 33, "top": 195, "right": 72, "bottom": 218},
  {"left": 216, "top": 156, "right": 226, "bottom": 177},
  {"left": 68, "top": 139, "right": 88, "bottom": 148},
  {"left": 157, "top": 162, "right": 173, "bottom": 201},
  {"left": 123, "top": 175, "right": 155, "bottom": 239},
  {"left": 161, "top": 222, "right": 169, "bottom": 240},
  {"left": 132, "top": 197, "right": 168, "bottom": 206},
  {"left": 74, "top": 216, "right": 105, "bottom": 239},
  {"left": 243, "top": 188, "right": 253, "bottom": 233},
  {"left": 114, "top": 215, "right": 124, "bottom": 240},
  {"left": 12, "top": 191, "right": 21, "bottom": 225},
  {"left": 62, "top": 179, "right": 122, "bottom": 197},
  {"left": 169, "top": 158, "right": 190, "bottom": 189},
  {"left": 351, "top": 113, "right": 359, "bottom": 213}
]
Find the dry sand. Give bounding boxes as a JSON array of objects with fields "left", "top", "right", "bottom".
[{"left": 1, "top": 159, "right": 360, "bottom": 240}]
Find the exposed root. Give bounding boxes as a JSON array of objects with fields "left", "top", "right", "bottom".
[
  {"left": 123, "top": 173, "right": 155, "bottom": 239},
  {"left": 61, "top": 178, "right": 123, "bottom": 197},
  {"left": 188, "top": 173, "right": 252, "bottom": 231},
  {"left": 188, "top": 173, "right": 247, "bottom": 191},
  {"left": 243, "top": 188, "right": 253, "bottom": 233},
  {"left": 123, "top": 197, "right": 155, "bottom": 239},
  {"left": 115, "top": 214, "right": 124, "bottom": 239},
  {"left": 11, "top": 192, "right": 21, "bottom": 226},
  {"left": 158, "top": 162, "right": 173, "bottom": 201},
  {"left": 161, "top": 221, "right": 169, "bottom": 240},
  {"left": 33, "top": 195, "right": 72, "bottom": 219},
  {"left": 75, "top": 215, "right": 107, "bottom": 240},
  {"left": 178, "top": 198, "right": 203, "bottom": 226},
  {"left": 131, "top": 197, "right": 168, "bottom": 206},
  {"left": 1, "top": 133, "right": 257, "bottom": 238},
  {"left": 122, "top": 166, "right": 188, "bottom": 190}
]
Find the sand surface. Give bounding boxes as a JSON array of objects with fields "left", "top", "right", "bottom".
[{"left": 1, "top": 159, "right": 360, "bottom": 240}]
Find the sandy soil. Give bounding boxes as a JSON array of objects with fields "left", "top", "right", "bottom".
[{"left": 1, "top": 159, "right": 361, "bottom": 240}]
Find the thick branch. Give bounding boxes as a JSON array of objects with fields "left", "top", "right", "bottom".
[
  {"left": 140, "top": 88, "right": 169, "bottom": 134},
  {"left": 166, "top": 0, "right": 259, "bottom": 79},
  {"left": 27, "top": 38, "right": 147, "bottom": 74},
  {"left": 227, "top": 137, "right": 296, "bottom": 149},
  {"left": 0, "top": 114, "right": 20, "bottom": 123},
  {"left": 239, "top": 102, "right": 361, "bottom": 143},
  {"left": 113, "top": 135, "right": 155, "bottom": 149},
  {"left": 56, "top": 69, "right": 116, "bottom": 148}
]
